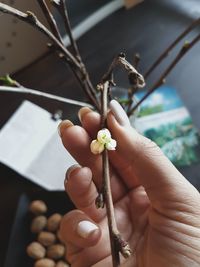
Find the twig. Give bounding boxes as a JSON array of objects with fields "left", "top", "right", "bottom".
[
  {"left": 100, "top": 81, "right": 120, "bottom": 266},
  {"left": 129, "top": 33, "right": 200, "bottom": 115},
  {"left": 0, "top": 3, "right": 79, "bottom": 69},
  {"left": 0, "top": 86, "right": 94, "bottom": 108},
  {"left": 0, "top": 3, "right": 100, "bottom": 110},
  {"left": 59, "top": 0, "right": 81, "bottom": 60},
  {"left": 144, "top": 18, "right": 200, "bottom": 78},
  {"left": 37, "top": 0, "right": 62, "bottom": 42},
  {"left": 51, "top": 0, "right": 100, "bottom": 107}
]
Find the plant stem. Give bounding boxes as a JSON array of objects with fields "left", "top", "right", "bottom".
[
  {"left": 37, "top": 0, "right": 62, "bottom": 42},
  {"left": 0, "top": 86, "right": 94, "bottom": 108},
  {"left": 0, "top": 3, "right": 100, "bottom": 110},
  {"left": 144, "top": 18, "right": 200, "bottom": 78},
  {"left": 56, "top": 0, "right": 99, "bottom": 105},
  {"left": 101, "top": 81, "right": 120, "bottom": 267},
  {"left": 129, "top": 33, "right": 200, "bottom": 115},
  {"left": 59, "top": 0, "right": 81, "bottom": 60}
]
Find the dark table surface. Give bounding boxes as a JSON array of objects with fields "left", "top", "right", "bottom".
[{"left": 0, "top": 0, "right": 200, "bottom": 266}]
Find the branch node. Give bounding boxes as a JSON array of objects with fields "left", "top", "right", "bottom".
[{"left": 26, "top": 11, "right": 37, "bottom": 23}]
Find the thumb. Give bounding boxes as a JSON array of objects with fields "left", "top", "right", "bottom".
[{"left": 108, "top": 100, "right": 200, "bottom": 213}]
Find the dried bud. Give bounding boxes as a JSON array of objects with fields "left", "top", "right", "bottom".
[
  {"left": 47, "top": 214, "right": 62, "bottom": 232},
  {"left": 38, "top": 231, "right": 56, "bottom": 247},
  {"left": 27, "top": 242, "right": 46, "bottom": 259},
  {"left": 34, "top": 258, "right": 55, "bottom": 267},
  {"left": 47, "top": 244, "right": 65, "bottom": 260},
  {"left": 31, "top": 216, "right": 47, "bottom": 233},
  {"left": 29, "top": 200, "right": 47, "bottom": 215}
]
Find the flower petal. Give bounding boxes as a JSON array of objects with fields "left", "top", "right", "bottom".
[
  {"left": 97, "top": 128, "right": 111, "bottom": 144},
  {"left": 90, "top": 140, "right": 105, "bottom": 154},
  {"left": 105, "top": 139, "right": 117, "bottom": 150}
]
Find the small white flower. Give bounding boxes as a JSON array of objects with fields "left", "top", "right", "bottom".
[
  {"left": 90, "top": 140, "right": 104, "bottom": 154},
  {"left": 90, "top": 128, "right": 117, "bottom": 154},
  {"left": 97, "top": 128, "right": 111, "bottom": 144},
  {"left": 105, "top": 138, "right": 117, "bottom": 150}
]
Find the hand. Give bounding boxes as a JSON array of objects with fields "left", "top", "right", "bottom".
[{"left": 59, "top": 100, "right": 200, "bottom": 267}]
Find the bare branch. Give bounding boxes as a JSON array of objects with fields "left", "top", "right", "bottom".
[
  {"left": 0, "top": 86, "right": 94, "bottom": 108},
  {"left": 0, "top": 3, "right": 80, "bottom": 69},
  {"left": 37, "top": 0, "right": 62, "bottom": 42},
  {"left": 129, "top": 33, "right": 200, "bottom": 115},
  {"left": 144, "top": 18, "right": 200, "bottom": 78}
]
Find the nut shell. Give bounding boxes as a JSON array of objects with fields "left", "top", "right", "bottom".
[
  {"left": 38, "top": 231, "right": 56, "bottom": 247},
  {"left": 34, "top": 258, "right": 55, "bottom": 267},
  {"left": 31, "top": 216, "right": 47, "bottom": 233},
  {"left": 47, "top": 244, "right": 65, "bottom": 260},
  {"left": 47, "top": 214, "right": 62, "bottom": 232},
  {"left": 29, "top": 200, "right": 47, "bottom": 215},
  {"left": 27, "top": 242, "right": 46, "bottom": 259},
  {"left": 56, "top": 261, "right": 69, "bottom": 267}
]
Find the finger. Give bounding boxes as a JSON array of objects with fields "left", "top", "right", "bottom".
[
  {"left": 60, "top": 210, "right": 101, "bottom": 249},
  {"left": 59, "top": 120, "right": 126, "bottom": 201},
  {"left": 65, "top": 165, "right": 106, "bottom": 222},
  {"left": 61, "top": 210, "right": 111, "bottom": 266},
  {"left": 78, "top": 107, "right": 100, "bottom": 139},
  {"left": 108, "top": 100, "right": 200, "bottom": 212},
  {"left": 78, "top": 107, "right": 140, "bottom": 189}
]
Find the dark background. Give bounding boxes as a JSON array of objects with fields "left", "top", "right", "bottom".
[{"left": 0, "top": 0, "right": 200, "bottom": 266}]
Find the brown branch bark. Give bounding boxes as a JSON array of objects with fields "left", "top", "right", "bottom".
[
  {"left": 129, "top": 33, "right": 200, "bottom": 115},
  {"left": 144, "top": 18, "right": 200, "bottom": 78},
  {"left": 0, "top": 2, "right": 100, "bottom": 110},
  {"left": 37, "top": 0, "right": 62, "bottom": 42}
]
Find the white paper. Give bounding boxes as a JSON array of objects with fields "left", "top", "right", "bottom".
[{"left": 0, "top": 101, "right": 77, "bottom": 190}]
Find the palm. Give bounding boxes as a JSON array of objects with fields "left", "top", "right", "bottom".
[{"left": 60, "top": 108, "right": 200, "bottom": 267}]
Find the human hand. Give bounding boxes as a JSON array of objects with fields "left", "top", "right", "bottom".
[{"left": 59, "top": 100, "right": 200, "bottom": 267}]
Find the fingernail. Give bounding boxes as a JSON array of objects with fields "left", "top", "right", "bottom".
[
  {"left": 65, "top": 164, "right": 81, "bottom": 183},
  {"left": 109, "top": 100, "right": 130, "bottom": 126},
  {"left": 77, "top": 220, "right": 99, "bottom": 238},
  {"left": 78, "top": 107, "right": 92, "bottom": 123},
  {"left": 58, "top": 120, "right": 74, "bottom": 137}
]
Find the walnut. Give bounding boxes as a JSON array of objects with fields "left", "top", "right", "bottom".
[
  {"left": 29, "top": 200, "right": 47, "bottom": 215},
  {"left": 55, "top": 261, "right": 70, "bottom": 267},
  {"left": 38, "top": 231, "right": 56, "bottom": 247},
  {"left": 34, "top": 258, "right": 55, "bottom": 267},
  {"left": 31, "top": 216, "right": 47, "bottom": 233},
  {"left": 47, "top": 213, "right": 62, "bottom": 232},
  {"left": 47, "top": 244, "right": 65, "bottom": 260},
  {"left": 27, "top": 242, "right": 46, "bottom": 259}
]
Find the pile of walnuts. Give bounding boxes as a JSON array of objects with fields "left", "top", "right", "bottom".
[{"left": 26, "top": 200, "right": 69, "bottom": 267}]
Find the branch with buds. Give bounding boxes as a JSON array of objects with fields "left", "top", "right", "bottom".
[{"left": 0, "top": 2, "right": 200, "bottom": 266}]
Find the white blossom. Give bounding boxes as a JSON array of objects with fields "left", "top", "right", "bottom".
[
  {"left": 90, "top": 140, "right": 104, "bottom": 154},
  {"left": 105, "top": 138, "right": 117, "bottom": 150},
  {"left": 90, "top": 128, "right": 117, "bottom": 154}
]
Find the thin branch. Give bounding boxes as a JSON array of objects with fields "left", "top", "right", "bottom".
[
  {"left": 101, "top": 81, "right": 120, "bottom": 267},
  {"left": 52, "top": 0, "right": 99, "bottom": 106},
  {"left": 0, "top": 3, "right": 100, "bottom": 110},
  {"left": 0, "top": 3, "right": 79, "bottom": 69},
  {"left": 37, "top": 0, "right": 62, "bottom": 42},
  {"left": 0, "top": 86, "right": 94, "bottom": 108},
  {"left": 59, "top": 0, "right": 81, "bottom": 60},
  {"left": 144, "top": 18, "right": 200, "bottom": 78},
  {"left": 129, "top": 33, "right": 200, "bottom": 115}
]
